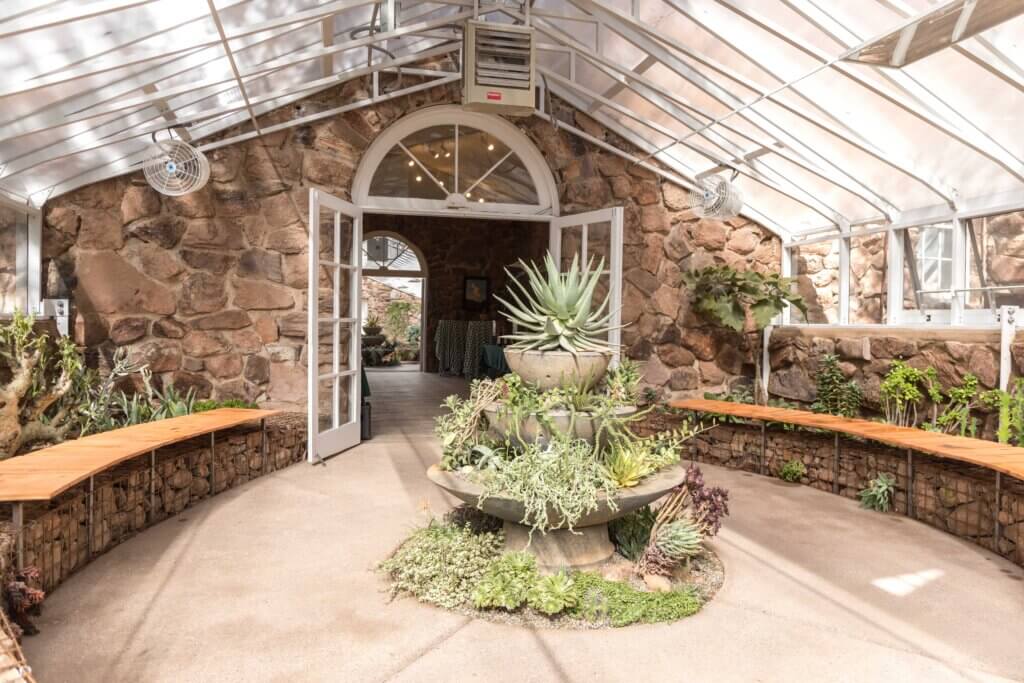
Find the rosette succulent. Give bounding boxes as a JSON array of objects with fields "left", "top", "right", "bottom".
[{"left": 497, "top": 251, "right": 614, "bottom": 354}]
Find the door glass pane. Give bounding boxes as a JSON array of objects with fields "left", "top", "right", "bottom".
[
  {"left": 336, "top": 214, "right": 353, "bottom": 266},
  {"left": 317, "top": 377, "right": 336, "bottom": 434},
  {"left": 592, "top": 273, "right": 611, "bottom": 344},
  {"left": 0, "top": 206, "right": 25, "bottom": 315},
  {"left": 337, "top": 375, "right": 354, "bottom": 426},
  {"left": 587, "top": 221, "right": 611, "bottom": 268},
  {"left": 317, "top": 266, "right": 338, "bottom": 318},
  {"left": 559, "top": 225, "right": 583, "bottom": 270},
  {"left": 318, "top": 207, "right": 335, "bottom": 261}
]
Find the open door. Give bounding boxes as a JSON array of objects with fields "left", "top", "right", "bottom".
[
  {"left": 549, "top": 207, "right": 624, "bottom": 363},
  {"left": 308, "top": 189, "right": 363, "bottom": 463}
]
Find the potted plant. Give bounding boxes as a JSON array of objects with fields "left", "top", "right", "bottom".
[
  {"left": 496, "top": 252, "right": 617, "bottom": 391},
  {"left": 363, "top": 314, "right": 383, "bottom": 337}
]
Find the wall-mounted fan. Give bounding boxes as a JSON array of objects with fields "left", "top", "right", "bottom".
[
  {"left": 143, "top": 134, "right": 210, "bottom": 196},
  {"left": 688, "top": 173, "right": 743, "bottom": 220}
]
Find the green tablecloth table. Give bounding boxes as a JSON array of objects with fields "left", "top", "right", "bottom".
[{"left": 481, "top": 344, "right": 510, "bottom": 379}]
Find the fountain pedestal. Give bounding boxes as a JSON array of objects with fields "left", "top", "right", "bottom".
[{"left": 503, "top": 521, "right": 614, "bottom": 572}]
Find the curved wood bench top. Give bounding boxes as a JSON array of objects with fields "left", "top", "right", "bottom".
[
  {"left": 671, "top": 398, "right": 1024, "bottom": 481},
  {"left": 0, "top": 408, "right": 281, "bottom": 502}
]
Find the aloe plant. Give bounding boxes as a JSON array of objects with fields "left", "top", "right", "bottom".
[{"left": 497, "top": 252, "right": 615, "bottom": 354}]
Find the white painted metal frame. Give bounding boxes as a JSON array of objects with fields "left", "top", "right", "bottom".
[
  {"left": 0, "top": 194, "right": 41, "bottom": 316},
  {"left": 308, "top": 189, "right": 363, "bottom": 462},
  {"left": 352, "top": 105, "right": 560, "bottom": 218},
  {"left": 548, "top": 207, "right": 624, "bottom": 363}
]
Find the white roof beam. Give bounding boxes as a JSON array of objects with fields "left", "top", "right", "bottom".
[
  {"left": 0, "top": 0, "right": 161, "bottom": 40},
  {"left": 61, "top": 11, "right": 472, "bottom": 117},
  {"left": 0, "top": 0, "right": 379, "bottom": 100},
  {"left": 565, "top": 0, "right": 901, "bottom": 219},
  {"left": 771, "top": 0, "right": 1024, "bottom": 185},
  {"left": 540, "top": 66, "right": 843, "bottom": 225},
  {"left": 533, "top": 14, "right": 892, "bottom": 221},
  {"left": 40, "top": 73, "right": 461, "bottom": 201},
  {"left": 0, "top": 43, "right": 459, "bottom": 181},
  {"left": 205, "top": 0, "right": 263, "bottom": 137},
  {"left": 658, "top": 0, "right": 956, "bottom": 207}
]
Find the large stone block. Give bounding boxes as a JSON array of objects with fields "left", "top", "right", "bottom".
[
  {"left": 180, "top": 249, "right": 235, "bottom": 274},
  {"left": 269, "top": 361, "right": 307, "bottom": 403},
  {"left": 77, "top": 209, "right": 123, "bottom": 250},
  {"left": 232, "top": 278, "right": 295, "bottom": 310},
  {"left": 132, "top": 339, "right": 182, "bottom": 373},
  {"left": 191, "top": 310, "right": 252, "bottom": 330},
  {"left": 237, "top": 249, "right": 283, "bottom": 282},
  {"left": 179, "top": 272, "right": 227, "bottom": 315},
  {"left": 109, "top": 317, "right": 149, "bottom": 345},
  {"left": 181, "top": 218, "right": 246, "bottom": 250},
  {"left": 75, "top": 252, "right": 176, "bottom": 315},
  {"left": 182, "top": 331, "right": 230, "bottom": 357},
  {"left": 125, "top": 215, "right": 187, "bottom": 249},
  {"left": 205, "top": 353, "right": 243, "bottom": 379},
  {"left": 265, "top": 227, "right": 308, "bottom": 254}
]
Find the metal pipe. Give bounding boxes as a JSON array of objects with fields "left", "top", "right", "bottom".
[
  {"left": 149, "top": 449, "right": 156, "bottom": 522},
  {"left": 906, "top": 449, "right": 914, "bottom": 518},
  {"left": 832, "top": 433, "right": 840, "bottom": 494},
  {"left": 88, "top": 476, "right": 95, "bottom": 556},
  {"left": 760, "top": 421, "right": 767, "bottom": 475},
  {"left": 994, "top": 471, "right": 1003, "bottom": 551},
  {"left": 13, "top": 503, "right": 24, "bottom": 568},
  {"left": 261, "top": 418, "right": 268, "bottom": 475},
  {"left": 210, "top": 432, "right": 216, "bottom": 495}
]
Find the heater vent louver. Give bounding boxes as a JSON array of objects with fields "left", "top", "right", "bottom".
[{"left": 463, "top": 20, "right": 536, "bottom": 116}]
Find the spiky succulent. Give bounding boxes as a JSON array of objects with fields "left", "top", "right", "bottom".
[
  {"left": 497, "top": 251, "right": 615, "bottom": 354},
  {"left": 654, "top": 517, "right": 704, "bottom": 562}
]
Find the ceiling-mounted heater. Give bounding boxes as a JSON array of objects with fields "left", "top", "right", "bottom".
[{"left": 462, "top": 20, "right": 536, "bottom": 116}]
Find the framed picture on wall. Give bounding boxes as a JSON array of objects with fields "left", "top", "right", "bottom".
[{"left": 463, "top": 276, "right": 489, "bottom": 311}]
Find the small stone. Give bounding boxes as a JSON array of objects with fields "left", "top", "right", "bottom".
[
  {"left": 179, "top": 272, "right": 227, "bottom": 315},
  {"left": 132, "top": 340, "right": 182, "bottom": 373},
  {"left": 254, "top": 317, "right": 279, "bottom": 343},
  {"left": 232, "top": 278, "right": 295, "bottom": 310},
  {"left": 181, "top": 219, "right": 246, "bottom": 250},
  {"left": 109, "top": 317, "right": 149, "bottom": 345},
  {"left": 205, "top": 354, "right": 244, "bottom": 379},
  {"left": 277, "top": 313, "right": 306, "bottom": 338},
  {"left": 244, "top": 355, "right": 271, "bottom": 384},
  {"left": 153, "top": 318, "right": 188, "bottom": 339},
  {"left": 182, "top": 331, "right": 230, "bottom": 358},
  {"left": 180, "top": 249, "right": 236, "bottom": 274},
  {"left": 125, "top": 215, "right": 187, "bottom": 249},
  {"left": 191, "top": 310, "right": 252, "bottom": 331},
  {"left": 643, "top": 574, "right": 672, "bottom": 592}
]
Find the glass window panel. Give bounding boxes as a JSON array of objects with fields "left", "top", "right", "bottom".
[
  {"left": 559, "top": 226, "right": 584, "bottom": 271},
  {"left": 363, "top": 235, "right": 421, "bottom": 272},
  {"left": 336, "top": 214, "right": 353, "bottom": 266},
  {"left": 791, "top": 241, "right": 839, "bottom": 324},
  {"left": 368, "top": 125, "right": 454, "bottom": 200},
  {"left": 849, "top": 233, "right": 887, "bottom": 324},
  {"left": 966, "top": 211, "right": 1024, "bottom": 311},
  {"left": 586, "top": 221, "right": 611, "bottom": 268},
  {"left": 318, "top": 207, "right": 335, "bottom": 261},
  {"left": 0, "top": 205, "right": 24, "bottom": 316},
  {"left": 317, "top": 377, "right": 336, "bottom": 434},
  {"left": 905, "top": 224, "right": 953, "bottom": 311}
]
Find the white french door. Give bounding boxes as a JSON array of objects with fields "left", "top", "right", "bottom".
[
  {"left": 549, "top": 207, "right": 624, "bottom": 363},
  {"left": 308, "top": 189, "right": 363, "bottom": 462}
]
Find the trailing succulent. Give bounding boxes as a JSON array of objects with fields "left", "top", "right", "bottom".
[{"left": 496, "top": 251, "right": 615, "bottom": 354}]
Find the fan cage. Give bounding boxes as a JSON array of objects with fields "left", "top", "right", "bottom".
[{"left": 143, "top": 140, "right": 211, "bottom": 197}]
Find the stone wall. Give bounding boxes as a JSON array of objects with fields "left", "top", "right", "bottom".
[
  {"left": 765, "top": 326, "right": 1024, "bottom": 435},
  {"left": 361, "top": 277, "right": 421, "bottom": 332},
  {"left": 638, "top": 412, "right": 1024, "bottom": 568},
  {"left": 8, "top": 414, "right": 304, "bottom": 593},
  {"left": 364, "top": 214, "right": 548, "bottom": 373},
  {"left": 39, "top": 65, "right": 782, "bottom": 407}
]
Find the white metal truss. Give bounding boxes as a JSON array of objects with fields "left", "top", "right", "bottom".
[{"left": 0, "top": 0, "right": 1020, "bottom": 238}]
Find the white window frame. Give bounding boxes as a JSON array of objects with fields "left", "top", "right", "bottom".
[
  {"left": 351, "top": 105, "right": 560, "bottom": 220},
  {"left": 0, "top": 195, "right": 41, "bottom": 317}
]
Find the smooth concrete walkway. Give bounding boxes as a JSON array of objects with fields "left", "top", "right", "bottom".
[{"left": 25, "top": 371, "right": 1024, "bottom": 682}]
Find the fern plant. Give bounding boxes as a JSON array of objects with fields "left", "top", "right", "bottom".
[
  {"left": 778, "top": 459, "right": 806, "bottom": 483},
  {"left": 496, "top": 252, "right": 615, "bottom": 354},
  {"left": 859, "top": 473, "right": 896, "bottom": 512},
  {"left": 811, "top": 354, "right": 861, "bottom": 417},
  {"left": 682, "top": 265, "right": 806, "bottom": 404}
]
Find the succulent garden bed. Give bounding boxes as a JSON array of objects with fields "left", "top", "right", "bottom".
[{"left": 380, "top": 252, "right": 731, "bottom": 628}]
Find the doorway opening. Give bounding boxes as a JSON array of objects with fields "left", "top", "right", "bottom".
[{"left": 361, "top": 232, "right": 426, "bottom": 374}]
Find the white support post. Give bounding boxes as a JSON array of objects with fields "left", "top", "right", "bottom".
[
  {"left": 781, "top": 245, "right": 792, "bottom": 325},
  {"left": 999, "top": 306, "right": 1017, "bottom": 391},
  {"left": 886, "top": 226, "right": 905, "bottom": 325},
  {"left": 838, "top": 223, "right": 851, "bottom": 325},
  {"left": 950, "top": 216, "right": 968, "bottom": 326},
  {"left": 761, "top": 325, "right": 773, "bottom": 403}
]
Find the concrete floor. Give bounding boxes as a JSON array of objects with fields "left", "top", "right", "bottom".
[{"left": 24, "top": 370, "right": 1024, "bottom": 683}]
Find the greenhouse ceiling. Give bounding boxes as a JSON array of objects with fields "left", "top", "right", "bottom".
[{"left": 1, "top": 0, "right": 1023, "bottom": 239}]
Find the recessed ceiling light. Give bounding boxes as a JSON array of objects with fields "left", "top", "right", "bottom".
[
  {"left": 407, "top": 160, "right": 414, "bottom": 167},
  {"left": 487, "top": 144, "right": 495, "bottom": 151},
  {"left": 478, "top": 198, "right": 484, "bottom": 203},
  {"left": 465, "top": 192, "right": 472, "bottom": 198},
  {"left": 434, "top": 153, "right": 440, "bottom": 159},
  {"left": 445, "top": 152, "right": 451, "bottom": 158},
  {"left": 415, "top": 175, "right": 422, "bottom": 182}
]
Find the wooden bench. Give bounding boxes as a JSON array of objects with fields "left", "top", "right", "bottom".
[
  {"left": 0, "top": 408, "right": 280, "bottom": 566},
  {"left": 671, "top": 398, "right": 1024, "bottom": 547}
]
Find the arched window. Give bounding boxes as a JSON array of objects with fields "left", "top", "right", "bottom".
[
  {"left": 362, "top": 233, "right": 424, "bottom": 276},
  {"left": 352, "top": 106, "right": 558, "bottom": 217}
]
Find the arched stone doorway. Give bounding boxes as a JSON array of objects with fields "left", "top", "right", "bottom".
[{"left": 361, "top": 231, "right": 428, "bottom": 371}]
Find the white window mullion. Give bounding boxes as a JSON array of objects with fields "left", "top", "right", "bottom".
[
  {"left": 886, "top": 226, "right": 904, "bottom": 325},
  {"left": 950, "top": 216, "right": 967, "bottom": 326}
]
